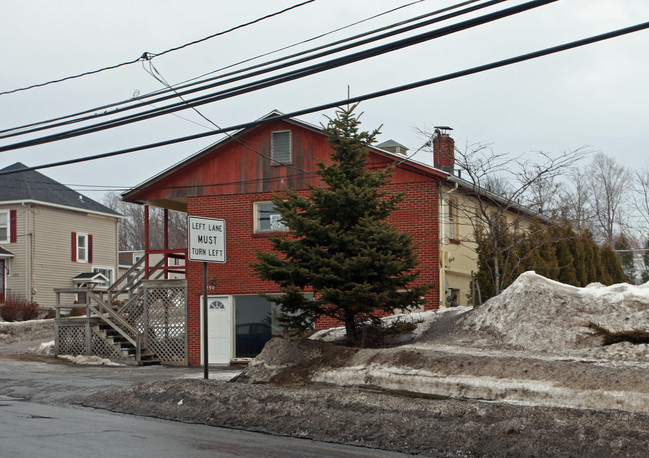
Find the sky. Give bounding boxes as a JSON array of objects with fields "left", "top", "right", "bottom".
[{"left": 1, "top": 0, "right": 648, "bottom": 203}]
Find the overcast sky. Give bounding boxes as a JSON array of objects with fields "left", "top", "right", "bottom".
[{"left": 1, "top": 0, "right": 648, "bottom": 202}]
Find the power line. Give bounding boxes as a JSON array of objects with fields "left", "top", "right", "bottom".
[
  {"left": 0, "top": 0, "right": 552, "bottom": 151},
  {"left": 0, "top": 0, "right": 316, "bottom": 97},
  {"left": 2, "top": 18, "right": 648, "bottom": 178},
  {"left": 0, "top": 0, "right": 495, "bottom": 140},
  {"left": 143, "top": 59, "right": 315, "bottom": 175}
]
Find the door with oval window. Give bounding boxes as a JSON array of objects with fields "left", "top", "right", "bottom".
[{"left": 200, "top": 295, "right": 231, "bottom": 365}]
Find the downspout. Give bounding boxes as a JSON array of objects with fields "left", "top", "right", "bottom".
[
  {"left": 440, "top": 182, "right": 458, "bottom": 307},
  {"left": 22, "top": 202, "right": 33, "bottom": 303}
]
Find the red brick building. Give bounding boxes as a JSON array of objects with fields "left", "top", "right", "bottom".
[{"left": 123, "top": 112, "right": 451, "bottom": 365}]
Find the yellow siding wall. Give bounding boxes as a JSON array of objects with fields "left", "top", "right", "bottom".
[
  {"left": 3, "top": 203, "right": 119, "bottom": 308},
  {"left": 438, "top": 184, "right": 534, "bottom": 307},
  {"left": 1, "top": 204, "right": 29, "bottom": 301}
]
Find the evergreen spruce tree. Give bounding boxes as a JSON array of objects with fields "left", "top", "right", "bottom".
[
  {"left": 600, "top": 244, "right": 627, "bottom": 284},
  {"left": 549, "top": 224, "right": 578, "bottom": 285},
  {"left": 581, "top": 229, "right": 600, "bottom": 284},
  {"left": 252, "top": 105, "right": 429, "bottom": 345}
]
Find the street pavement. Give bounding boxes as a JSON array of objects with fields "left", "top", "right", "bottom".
[
  {"left": 0, "top": 356, "right": 405, "bottom": 457},
  {"left": 0, "top": 395, "right": 402, "bottom": 458}
]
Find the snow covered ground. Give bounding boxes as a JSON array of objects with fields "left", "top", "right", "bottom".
[{"left": 244, "top": 272, "right": 649, "bottom": 412}]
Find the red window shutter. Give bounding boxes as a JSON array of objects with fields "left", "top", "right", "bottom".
[
  {"left": 88, "top": 234, "right": 93, "bottom": 263},
  {"left": 71, "top": 232, "right": 77, "bottom": 262},
  {"left": 10, "top": 210, "right": 17, "bottom": 243}
]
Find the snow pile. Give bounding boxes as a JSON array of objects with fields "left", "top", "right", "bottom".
[
  {"left": 310, "top": 308, "right": 470, "bottom": 343},
  {"left": 32, "top": 340, "right": 55, "bottom": 356},
  {"left": 0, "top": 318, "right": 54, "bottom": 344},
  {"left": 58, "top": 354, "right": 125, "bottom": 366},
  {"left": 459, "top": 271, "right": 649, "bottom": 355}
]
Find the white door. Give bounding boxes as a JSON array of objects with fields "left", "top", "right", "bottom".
[{"left": 200, "top": 295, "right": 231, "bottom": 365}]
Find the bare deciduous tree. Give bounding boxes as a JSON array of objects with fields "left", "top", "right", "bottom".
[
  {"left": 561, "top": 167, "right": 594, "bottom": 230},
  {"left": 586, "top": 153, "right": 631, "bottom": 247},
  {"left": 448, "top": 143, "right": 588, "bottom": 296},
  {"left": 103, "top": 192, "right": 187, "bottom": 251}
]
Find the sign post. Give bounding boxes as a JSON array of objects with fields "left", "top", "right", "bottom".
[{"left": 187, "top": 216, "right": 226, "bottom": 380}]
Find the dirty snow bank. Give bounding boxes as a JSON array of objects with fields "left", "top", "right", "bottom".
[
  {"left": 0, "top": 318, "right": 54, "bottom": 344},
  {"left": 457, "top": 271, "right": 649, "bottom": 358},
  {"left": 310, "top": 307, "right": 471, "bottom": 343}
]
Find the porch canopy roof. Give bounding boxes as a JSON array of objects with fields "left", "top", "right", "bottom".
[
  {"left": 73, "top": 272, "right": 109, "bottom": 285},
  {"left": 0, "top": 246, "right": 14, "bottom": 258},
  {"left": 121, "top": 111, "right": 448, "bottom": 213}
]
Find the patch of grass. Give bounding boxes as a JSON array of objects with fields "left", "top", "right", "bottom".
[{"left": 583, "top": 321, "right": 649, "bottom": 346}]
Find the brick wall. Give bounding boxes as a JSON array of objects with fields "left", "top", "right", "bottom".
[{"left": 185, "top": 182, "right": 440, "bottom": 365}]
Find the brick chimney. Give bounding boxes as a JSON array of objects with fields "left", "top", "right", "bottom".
[{"left": 433, "top": 126, "right": 454, "bottom": 173}]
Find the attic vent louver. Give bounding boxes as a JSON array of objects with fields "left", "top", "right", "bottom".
[{"left": 271, "top": 131, "right": 292, "bottom": 164}]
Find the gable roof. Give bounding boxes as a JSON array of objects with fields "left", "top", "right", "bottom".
[
  {"left": 123, "top": 111, "right": 447, "bottom": 205},
  {"left": 72, "top": 272, "right": 109, "bottom": 284},
  {"left": 0, "top": 163, "right": 120, "bottom": 217}
]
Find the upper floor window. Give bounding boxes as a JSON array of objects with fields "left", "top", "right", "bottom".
[
  {"left": 77, "top": 233, "right": 88, "bottom": 263},
  {"left": 271, "top": 131, "right": 292, "bottom": 165},
  {"left": 448, "top": 199, "right": 456, "bottom": 239},
  {"left": 71, "top": 232, "right": 93, "bottom": 263},
  {"left": 254, "top": 202, "right": 288, "bottom": 233},
  {"left": 0, "top": 211, "right": 9, "bottom": 243}
]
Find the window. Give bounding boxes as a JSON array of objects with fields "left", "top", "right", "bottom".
[
  {"left": 448, "top": 200, "right": 456, "bottom": 239},
  {"left": 271, "top": 131, "right": 291, "bottom": 164},
  {"left": 233, "top": 293, "right": 313, "bottom": 359},
  {"left": 92, "top": 267, "right": 114, "bottom": 287},
  {"left": 72, "top": 232, "right": 92, "bottom": 263},
  {"left": 0, "top": 211, "right": 8, "bottom": 243},
  {"left": 77, "top": 233, "right": 88, "bottom": 262},
  {"left": 254, "top": 202, "right": 288, "bottom": 233}
]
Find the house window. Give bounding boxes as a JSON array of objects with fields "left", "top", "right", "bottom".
[
  {"left": 0, "top": 211, "right": 8, "bottom": 243},
  {"left": 92, "top": 267, "right": 114, "bottom": 287},
  {"left": 271, "top": 131, "right": 291, "bottom": 164},
  {"left": 233, "top": 293, "right": 313, "bottom": 359},
  {"left": 254, "top": 202, "right": 288, "bottom": 233},
  {"left": 448, "top": 199, "right": 456, "bottom": 239},
  {"left": 77, "top": 233, "right": 88, "bottom": 262}
]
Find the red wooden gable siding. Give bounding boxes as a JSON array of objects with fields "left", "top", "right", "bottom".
[{"left": 126, "top": 119, "right": 442, "bottom": 203}]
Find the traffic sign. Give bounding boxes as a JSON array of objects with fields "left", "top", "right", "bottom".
[{"left": 188, "top": 216, "right": 226, "bottom": 263}]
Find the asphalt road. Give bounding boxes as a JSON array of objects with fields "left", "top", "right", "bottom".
[
  {"left": 0, "top": 396, "right": 403, "bottom": 458},
  {"left": 0, "top": 356, "right": 404, "bottom": 457}
]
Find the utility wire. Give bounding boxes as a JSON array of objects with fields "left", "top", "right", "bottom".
[
  {"left": 143, "top": 59, "right": 315, "bottom": 174},
  {"left": 0, "top": 0, "right": 496, "bottom": 140},
  {"left": 0, "top": 0, "right": 547, "bottom": 150},
  {"left": 2, "top": 18, "right": 648, "bottom": 178},
  {"left": 0, "top": 0, "right": 316, "bottom": 97},
  {"left": 0, "top": 0, "right": 434, "bottom": 137}
]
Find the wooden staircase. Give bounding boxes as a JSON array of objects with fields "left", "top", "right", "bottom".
[
  {"left": 55, "top": 255, "right": 179, "bottom": 366},
  {"left": 92, "top": 323, "right": 160, "bottom": 365}
]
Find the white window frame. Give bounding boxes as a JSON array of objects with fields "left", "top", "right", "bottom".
[
  {"left": 271, "top": 130, "right": 292, "bottom": 165},
  {"left": 92, "top": 266, "right": 114, "bottom": 287},
  {"left": 448, "top": 199, "right": 456, "bottom": 240},
  {"left": 254, "top": 201, "right": 288, "bottom": 233},
  {"left": 77, "top": 233, "right": 89, "bottom": 263},
  {"left": 0, "top": 210, "right": 9, "bottom": 244}
]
